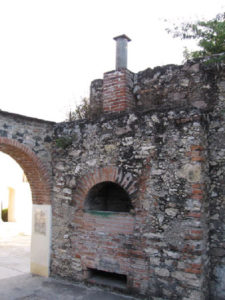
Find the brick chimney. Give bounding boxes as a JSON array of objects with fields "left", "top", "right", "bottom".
[{"left": 102, "top": 35, "right": 135, "bottom": 113}]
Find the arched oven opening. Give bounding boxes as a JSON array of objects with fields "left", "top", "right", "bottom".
[{"left": 84, "top": 181, "right": 133, "bottom": 213}]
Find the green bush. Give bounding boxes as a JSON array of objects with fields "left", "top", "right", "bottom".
[
  {"left": 2, "top": 208, "right": 8, "bottom": 222},
  {"left": 55, "top": 136, "right": 73, "bottom": 149},
  {"left": 55, "top": 134, "right": 78, "bottom": 149}
]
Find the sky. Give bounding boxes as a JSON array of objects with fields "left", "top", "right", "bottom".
[{"left": 0, "top": 0, "right": 224, "bottom": 122}]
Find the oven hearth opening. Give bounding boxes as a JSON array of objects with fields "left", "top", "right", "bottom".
[
  {"left": 84, "top": 181, "right": 133, "bottom": 212},
  {"left": 87, "top": 268, "right": 127, "bottom": 289}
]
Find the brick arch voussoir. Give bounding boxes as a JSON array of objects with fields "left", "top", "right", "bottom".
[
  {"left": 74, "top": 166, "right": 138, "bottom": 208},
  {"left": 0, "top": 137, "right": 52, "bottom": 205}
]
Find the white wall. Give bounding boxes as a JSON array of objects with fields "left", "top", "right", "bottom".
[{"left": 0, "top": 152, "right": 32, "bottom": 235}]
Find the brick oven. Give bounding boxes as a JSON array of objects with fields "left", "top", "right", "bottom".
[
  {"left": 50, "top": 36, "right": 225, "bottom": 299},
  {"left": 72, "top": 166, "right": 149, "bottom": 292},
  {"left": 0, "top": 32, "right": 225, "bottom": 299}
]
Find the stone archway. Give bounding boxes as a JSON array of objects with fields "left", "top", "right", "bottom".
[{"left": 0, "top": 137, "right": 52, "bottom": 277}]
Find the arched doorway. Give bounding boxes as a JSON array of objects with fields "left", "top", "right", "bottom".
[
  {"left": 0, "top": 152, "right": 32, "bottom": 234},
  {"left": 0, "top": 151, "right": 32, "bottom": 279},
  {"left": 0, "top": 137, "right": 52, "bottom": 277}
]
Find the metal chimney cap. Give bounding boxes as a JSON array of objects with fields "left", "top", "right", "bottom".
[{"left": 113, "top": 34, "right": 131, "bottom": 42}]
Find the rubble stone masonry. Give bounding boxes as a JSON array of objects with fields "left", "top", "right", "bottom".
[
  {"left": 50, "top": 59, "right": 225, "bottom": 299},
  {"left": 0, "top": 58, "right": 225, "bottom": 299}
]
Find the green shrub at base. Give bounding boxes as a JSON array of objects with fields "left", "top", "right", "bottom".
[{"left": 2, "top": 208, "right": 8, "bottom": 222}]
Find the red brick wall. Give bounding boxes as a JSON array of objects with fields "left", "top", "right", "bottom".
[{"left": 74, "top": 211, "right": 136, "bottom": 273}]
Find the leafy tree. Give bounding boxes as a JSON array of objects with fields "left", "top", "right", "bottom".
[{"left": 167, "top": 13, "right": 225, "bottom": 62}]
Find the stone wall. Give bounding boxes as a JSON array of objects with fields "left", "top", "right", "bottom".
[
  {"left": 133, "top": 62, "right": 216, "bottom": 112},
  {"left": 90, "top": 60, "right": 218, "bottom": 114},
  {"left": 50, "top": 59, "right": 225, "bottom": 299},
  {"left": 51, "top": 111, "right": 208, "bottom": 298},
  {"left": 208, "top": 65, "right": 225, "bottom": 300},
  {"left": 0, "top": 111, "right": 54, "bottom": 276},
  {"left": 0, "top": 58, "right": 225, "bottom": 299},
  {"left": 0, "top": 111, "right": 54, "bottom": 204}
]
